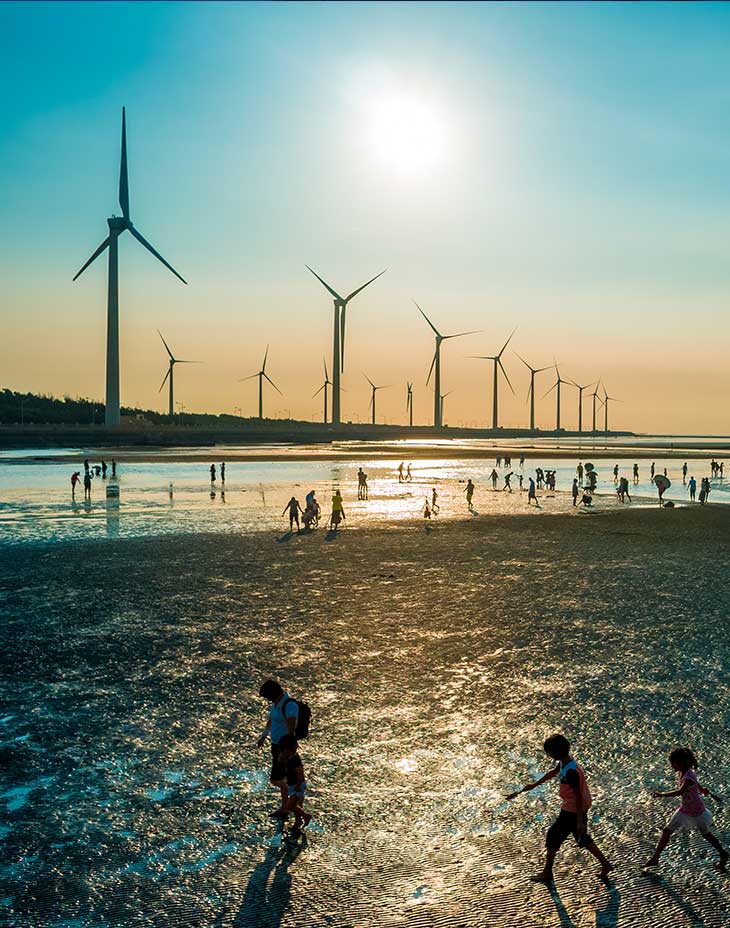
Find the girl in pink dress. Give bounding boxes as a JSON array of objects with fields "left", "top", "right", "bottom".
[{"left": 644, "top": 747, "right": 727, "bottom": 870}]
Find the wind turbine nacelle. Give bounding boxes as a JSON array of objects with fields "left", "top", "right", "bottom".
[{"left": 108, "top": 216, "right": 128, "bottom": 231}]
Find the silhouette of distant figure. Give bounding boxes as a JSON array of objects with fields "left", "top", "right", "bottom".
[
  {"left": 496, "top": 455, "right": 502, "bottom": 467},
  {"left": 71, "top": 472, "right": 80, "bottom": 498},
  {"left": 361, "top": 471, "right": 369, "bottom": 500},
  {"left": 210, "top": 464, "right": 216, "bottom": 483},
  {"left": 503, "top": 472, "right": 513, "bottom": 492},
  {"left": 618, "top": 477, "right": 631, "bottom": 503},
  {"left": 465, "top": 479, "right": 475, "bottom": 511},
  {"left": 688, "top": 476, "right": 696, "bottom": 501},
  {"left": 576, "top": 462, "right": 583, "bottom": 482},
  {"left": 633, "top": 463, "right": 639, "bottom": 483},
  {"left": 111, "top": 459, "right": 117, "bottom": 478},
  {"left": 406, "top": 463, "right": 412, "bottom": 482},
  {"left": 650, "top": 462, "right": 656, "bottom": 480},
  {"left": 221, "top": 462, "right": 226, "bottom": 484},
  {"left": 94, "top": 465, "right": 101, "bottom": 477},
  {"left": 519, "top": 454, "right": 525, "bottom": 468},
  {"left": 84, "top": 459, "right": 90, "bottom": 475},
  {"left": 101, "top": 460, "right": 107, "bottom": 479},
  {"left": 528, "top": 477, "right": 538, "bottom": 506},
  {"left": 490, "top": 468, "right": 498, "bottom": 489},
  {"left": 303, "top": 490, "right": 319, "bottom": 529},
  {"left": 423, "top": 497, "right": 432, "bottom": 520},
  {"left": 571, "top": 478, "right": 579, "bottom": 506},
  {"left": 613, "top": 464, "right": 619, "bottom": 483},
  {"left": 431, "top": 488, "right": 439, "bottom": 512},
  {"left": 721, "top": 462, "right": 725, "bottom": 479},
  {"left": 282, "top": 496, "right": 303, "bottom": 532},
  {"left": 682, "top": 462, "right": 688, "bottom": 483},
  {"left": 83, "top": 470, "right": 92, "bottom": 500},
  {"left": 397, "top": 462, "right": 404, "bottom": 483},
  {"left": 330, "top": 490, "right": 345, "bottom": 530}
]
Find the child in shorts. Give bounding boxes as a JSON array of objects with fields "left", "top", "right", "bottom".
[
  {"left": 278, "top": 734, "right": 311, "bottom": 831},
  {"left": 506, "top": 733, "right": 613, "bottom": 882},
  {"left": 644, "top": 747, "right": 727, "bottom": 870}
]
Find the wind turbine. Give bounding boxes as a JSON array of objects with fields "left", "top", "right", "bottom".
[
  {"left": 306, "top": 266, "right": 386, "bottom": 426},
  {"left": 239, "top": 346, "right": 282, "bottom": 419},
  {"left": 440, "top": 390, "right": 453, "bottom": 425},
  {"left": 312, "top": 358, "right": 332, "bottom": 424},
  {"left": 157, "top": 330, "right": 200, "bottom": 419},
  {"left": 471, "top": 328, "right": 517, "bottom": 430},
  {"left": 364, "top": 374, "right": 390, "bottom": 426},
  {"left": 514, "top": 352, "right": 551, "bottom": 431},
  {"left": 571, "top": 379, "right": 596, "bottom": 434},
  {"left": 74, "top": 108, "right": 187, "bottom": 427},
  {"left": 590, "top": 380, "right": 604, "bottom": 432},
  {"left": 415, "top": 301, "right": 478, "bottom": 429},
  {"left": 406, "top": 382, "right": 414, "bottom": 427},
  {"left": 543, "top": 361, "right": 574, "bottom": 431},
  {"left": 603, "top": 385, "right": 620, "bottom": 435}
]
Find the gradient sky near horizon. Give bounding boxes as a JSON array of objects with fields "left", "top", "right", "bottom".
[{"left": 2, "top": 1, "right": 730, "bottom": 433}]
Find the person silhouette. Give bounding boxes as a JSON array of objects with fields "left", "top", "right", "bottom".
[
  {"left": 572, "top": 478, "right": 579, "bottom": 506},
  {"left": 633, "top": 463, "right": 639, "bottom": 483},
  {"left": 490, "top": 468, "right": 498, "bottom": 489},
  {"left": 210, "top": 463, "right": 216, "bottom": 483},
  {"left": 282, "top": 496, "right": 303, "bottom": 533},
  {"left": 528, "top": 477, "right": 538, "bottom": 506},
  {"left": 71, "top": 472, "right": 80, "bottom": 498},
  {"left": 221, "top": 462, "right": 226, "bottom": 484},
  {"left": 431, "top": 487, "right": 439, "bottom": 512},
  {"left": 330, "top": 490, "right": 345, "bottom": 530},
  {"left": 397, "top": 462, "right": 404, "bottom": 483},
  {"left": 465, "top": 479, "right": 475, "bottom": 511},
  {"left": 406, "top": 464, "right": 412, "bottom": 482}
]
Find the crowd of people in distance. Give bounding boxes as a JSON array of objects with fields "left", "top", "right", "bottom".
[
  {"left": 70, "top": 457, "right": 117, "bottom": 499},
  {"left": 257, "top": 679, "right": 728, "bottom": 877}
]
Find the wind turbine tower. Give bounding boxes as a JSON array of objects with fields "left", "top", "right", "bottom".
[
  {"left": 543, "top": 362, "right": 573, "bottom": 431},
  {"left": 157, "top": 330, "right": 200, "bottom": 419},
  {"left": 74, "top": 108, "right": 187, "bottom": 427},
  {"left": 514, "top": 352, "right": 550, "bottom": 431},
  {"left": 239, "top": 346, "right": 282, "bottom": 419},
  {"left": 406, "top": 382, "right": 414, "bottom": 427},
  {"left": 590, "top": 381, "right": 604, "bottom": 432},
  {"left": 415, "top": 301, "right": 477, "bottom": 429},
  {"left": 603, "top": 386, "right": 620, "bottom": 435},
  {"left": 306, "top": 266, "right": 386, "bottom": 426},
  {"left": 571, "top": 380, "right": 596, "bottom": 434}
]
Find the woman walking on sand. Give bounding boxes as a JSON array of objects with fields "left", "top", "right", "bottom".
[
  {"left": 465, "top": 479, "right": 475, "bottom": 511},
  {"left": 330, "top": 490, "right": 346, "bottom": 531}
]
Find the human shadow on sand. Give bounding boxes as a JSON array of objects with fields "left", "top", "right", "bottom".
[
  {"left": 233, "top": 832, "right": 308, "bottom": 928},
  {"left": 546, "top": 880, "right": 620, "bottom": 928},
  {"left": 276, "top": 531, "right": 296, "bottom": 543},
  {"left": 640, "top": 871, "right": 710, "bottom": 928},
  {"left": 324, "top": 529, "right": 340, "bottom": 542}
]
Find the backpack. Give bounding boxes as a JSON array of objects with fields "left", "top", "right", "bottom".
[{"left": 281, "top": 697, "right": 312, "bottom": 740}]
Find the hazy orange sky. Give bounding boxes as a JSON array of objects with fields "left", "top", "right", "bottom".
[{"left": 3, "top": 2, "right": 730, "bottom": 433}]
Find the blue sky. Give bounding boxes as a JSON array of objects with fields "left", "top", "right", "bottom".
[{"left": 2, "top": 1, "right": 730, "bottom": 430}]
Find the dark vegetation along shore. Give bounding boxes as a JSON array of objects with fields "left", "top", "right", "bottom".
[{"left": 1, "top": 507, "right": 729, "bottom": 926}]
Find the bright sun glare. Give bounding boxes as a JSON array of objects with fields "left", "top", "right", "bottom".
[{"left": 366, "top": 92, "right": 449, "bottom": 178}]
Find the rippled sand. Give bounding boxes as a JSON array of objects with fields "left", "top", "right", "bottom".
[{"left": 1, "top": 507, "right": 729, "bottom": 926}]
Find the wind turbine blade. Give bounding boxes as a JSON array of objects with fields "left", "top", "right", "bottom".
[
  {"left": 363, "top": 373, "right": 376, "bottom": 389},
  {"left": 526, "top": 380, "right": 533, "bottom": 404},
  {"left": 119, "top": 107, "right": 130, "bottom": 219},
  {"left": 542, "top": 381, "right": 557, "bottom": 399},
  {"left": 262, "top": 344, "right": 269, "bottom": 372},
  {"left": 263, "top": 373, "right": 283, "bottom": 395},
  {"left": 426, "top": 348, "right": 437, "bottom": 386},
  {"left": 157, "top": 329, "right": 174, "bottom": 360},
  {"left": 323, "top": 357, "right": 329, "bottom": 381},
  {"left": 498, "top": 326, "right": 518, "bottom": 358},
  {"left": 238, "top": 373, "right": 259, "bottom": 382},
  {"left": 175, "top": 359, "right": 202, "bottom": 364},
  {"left": 340, "top": 306, "right": 346, "bottom": 371},
  {"left": 414, "top": 300, "right": 441, "bottom": 338},
  {"left": 369, "top": 392, "right": 374, "bottom": 411},
  {"left": 443, "top": 330, "right": 480, "bottom": 340},
  {"left": 499, "top": 358, "right": 515, "bottom": 394},
  {"left": 313, "top": 384, "right": 325, "bottom": 398},
  {"left": 128, "top": 226, "right": 187, "bottom": 284},
  {"left": 305, "top": 265, "right": 343, "bottom": 301},
  {"left": 158, "top": 367, "right": 171, "bottom": 392},
  {"left": 345, "top": 269, "right": 387, "bottom": 302},
  {"left": 513, "top": 351, "right": 533, "bottom": 372},
  {"left": 73, "top": 236, "right": 111, "bottom": 280}
]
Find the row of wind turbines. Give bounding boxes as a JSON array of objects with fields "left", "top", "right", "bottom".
[{"left": 74, "top": 108, "right": 620, "bottom": 432}]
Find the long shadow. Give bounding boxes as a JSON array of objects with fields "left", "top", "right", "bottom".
[
  {"left": 276, "top": 532, "right": 294, "bottom": 544},
  {"left": 233, "top": 833, "right": 308, "bottom": 928},
  {"left": 639, "top": 871, "right": 708, "bottom": 928},
  {"left": 547, "top": 883, "right": 579, "bottom": 928},
  {"left": 324, "top": 529, "right": 339, "bottom": 542},
  {"left": 545, "top": 880, "right": 620, "bottom": 928}
]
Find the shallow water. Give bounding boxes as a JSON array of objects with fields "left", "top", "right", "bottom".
[
  {"left": 1, "top": 452, "right": 727, "bottom": 547},
  {"left": 1, "top": 521, "right": 729, "bottom": 927}
]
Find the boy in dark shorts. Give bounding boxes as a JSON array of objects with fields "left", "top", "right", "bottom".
[
  {"left": 278, "top": 734, "right": 311, "bottom": 831},
  {"left": 506, "top": 734, "right": 613, "bottom": 882}
]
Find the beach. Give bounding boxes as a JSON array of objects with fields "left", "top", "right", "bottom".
[{"left": 2, "top": 506, "right": 729, "bottom": 927}]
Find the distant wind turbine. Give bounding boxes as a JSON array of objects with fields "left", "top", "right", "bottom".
[
  {"left": 306, "top": 266, "right": 387, "bottom": 426},
  {"left": 590, "top": 380, "right": 604, "bottom": 432},
  {"left": 364, "top": 374, "right": 390, "bottom": 426},
  {"left": 514, "top": 352, "right": 551, "bottom": 431},
  {"left": 239, "top": 346, "right": 282, "bottom": 419},
  {"left": 603, "top": 385, "right": 620, "bottom": 435},
  {"left": 406, "top": 382, "right": 414, "bottom": 427},
  {"left": 471, "top": 328, "right": 517, "bottom": 430},
  {"left": 543, "top": 361, "right": 574, "bottom": 431},
  {"left": 157, "top": 330, "right": 200, "bottom": 419},
  {"left": 571, "top": 379, "right": 596, "bottom": 434},
  {"left": 440, "top": 390, "right": 453, "bottom": 425},
  {"left": 312, "top": 358, "right": 332, "bottom": 424},
  {"left": 415, "top": 301, "right": 478, "bottom": 429},
  {"left": 74, "top": 108, "right": 187, "bottom": 427}
]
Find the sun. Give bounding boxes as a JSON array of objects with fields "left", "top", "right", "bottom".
[{"left": 365, "top": 91, "right": 449, "bottom": 178}]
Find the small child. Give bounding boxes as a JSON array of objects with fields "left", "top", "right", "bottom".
[
  {"left": 278, "top": 734, "right": 311, "bottom": 831},
  {"left": 644, "top": 747, "right": 727, "bottom": 870},
  {"left": 506, "top": 734, "right": 613, "bottom": 882},
  {"left": 423, "top": 498, "right": 432, "bottom": 520}
]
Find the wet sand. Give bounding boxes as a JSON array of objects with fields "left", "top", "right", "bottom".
[{"left": 1, "top": 507, "right": 729, "bottom": 926}]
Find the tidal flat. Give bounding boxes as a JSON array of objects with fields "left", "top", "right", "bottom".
[{"left": 1, "top": 507, "right": 729, "bottom": 927}]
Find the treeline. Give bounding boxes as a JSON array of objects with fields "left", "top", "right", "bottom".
[{"left": 0, "top": 389, "right": 267, "bottom": 427}]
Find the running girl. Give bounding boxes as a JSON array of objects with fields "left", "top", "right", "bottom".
[{"left": 644, "top": 747, "right": 727, "bottom": 871}]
